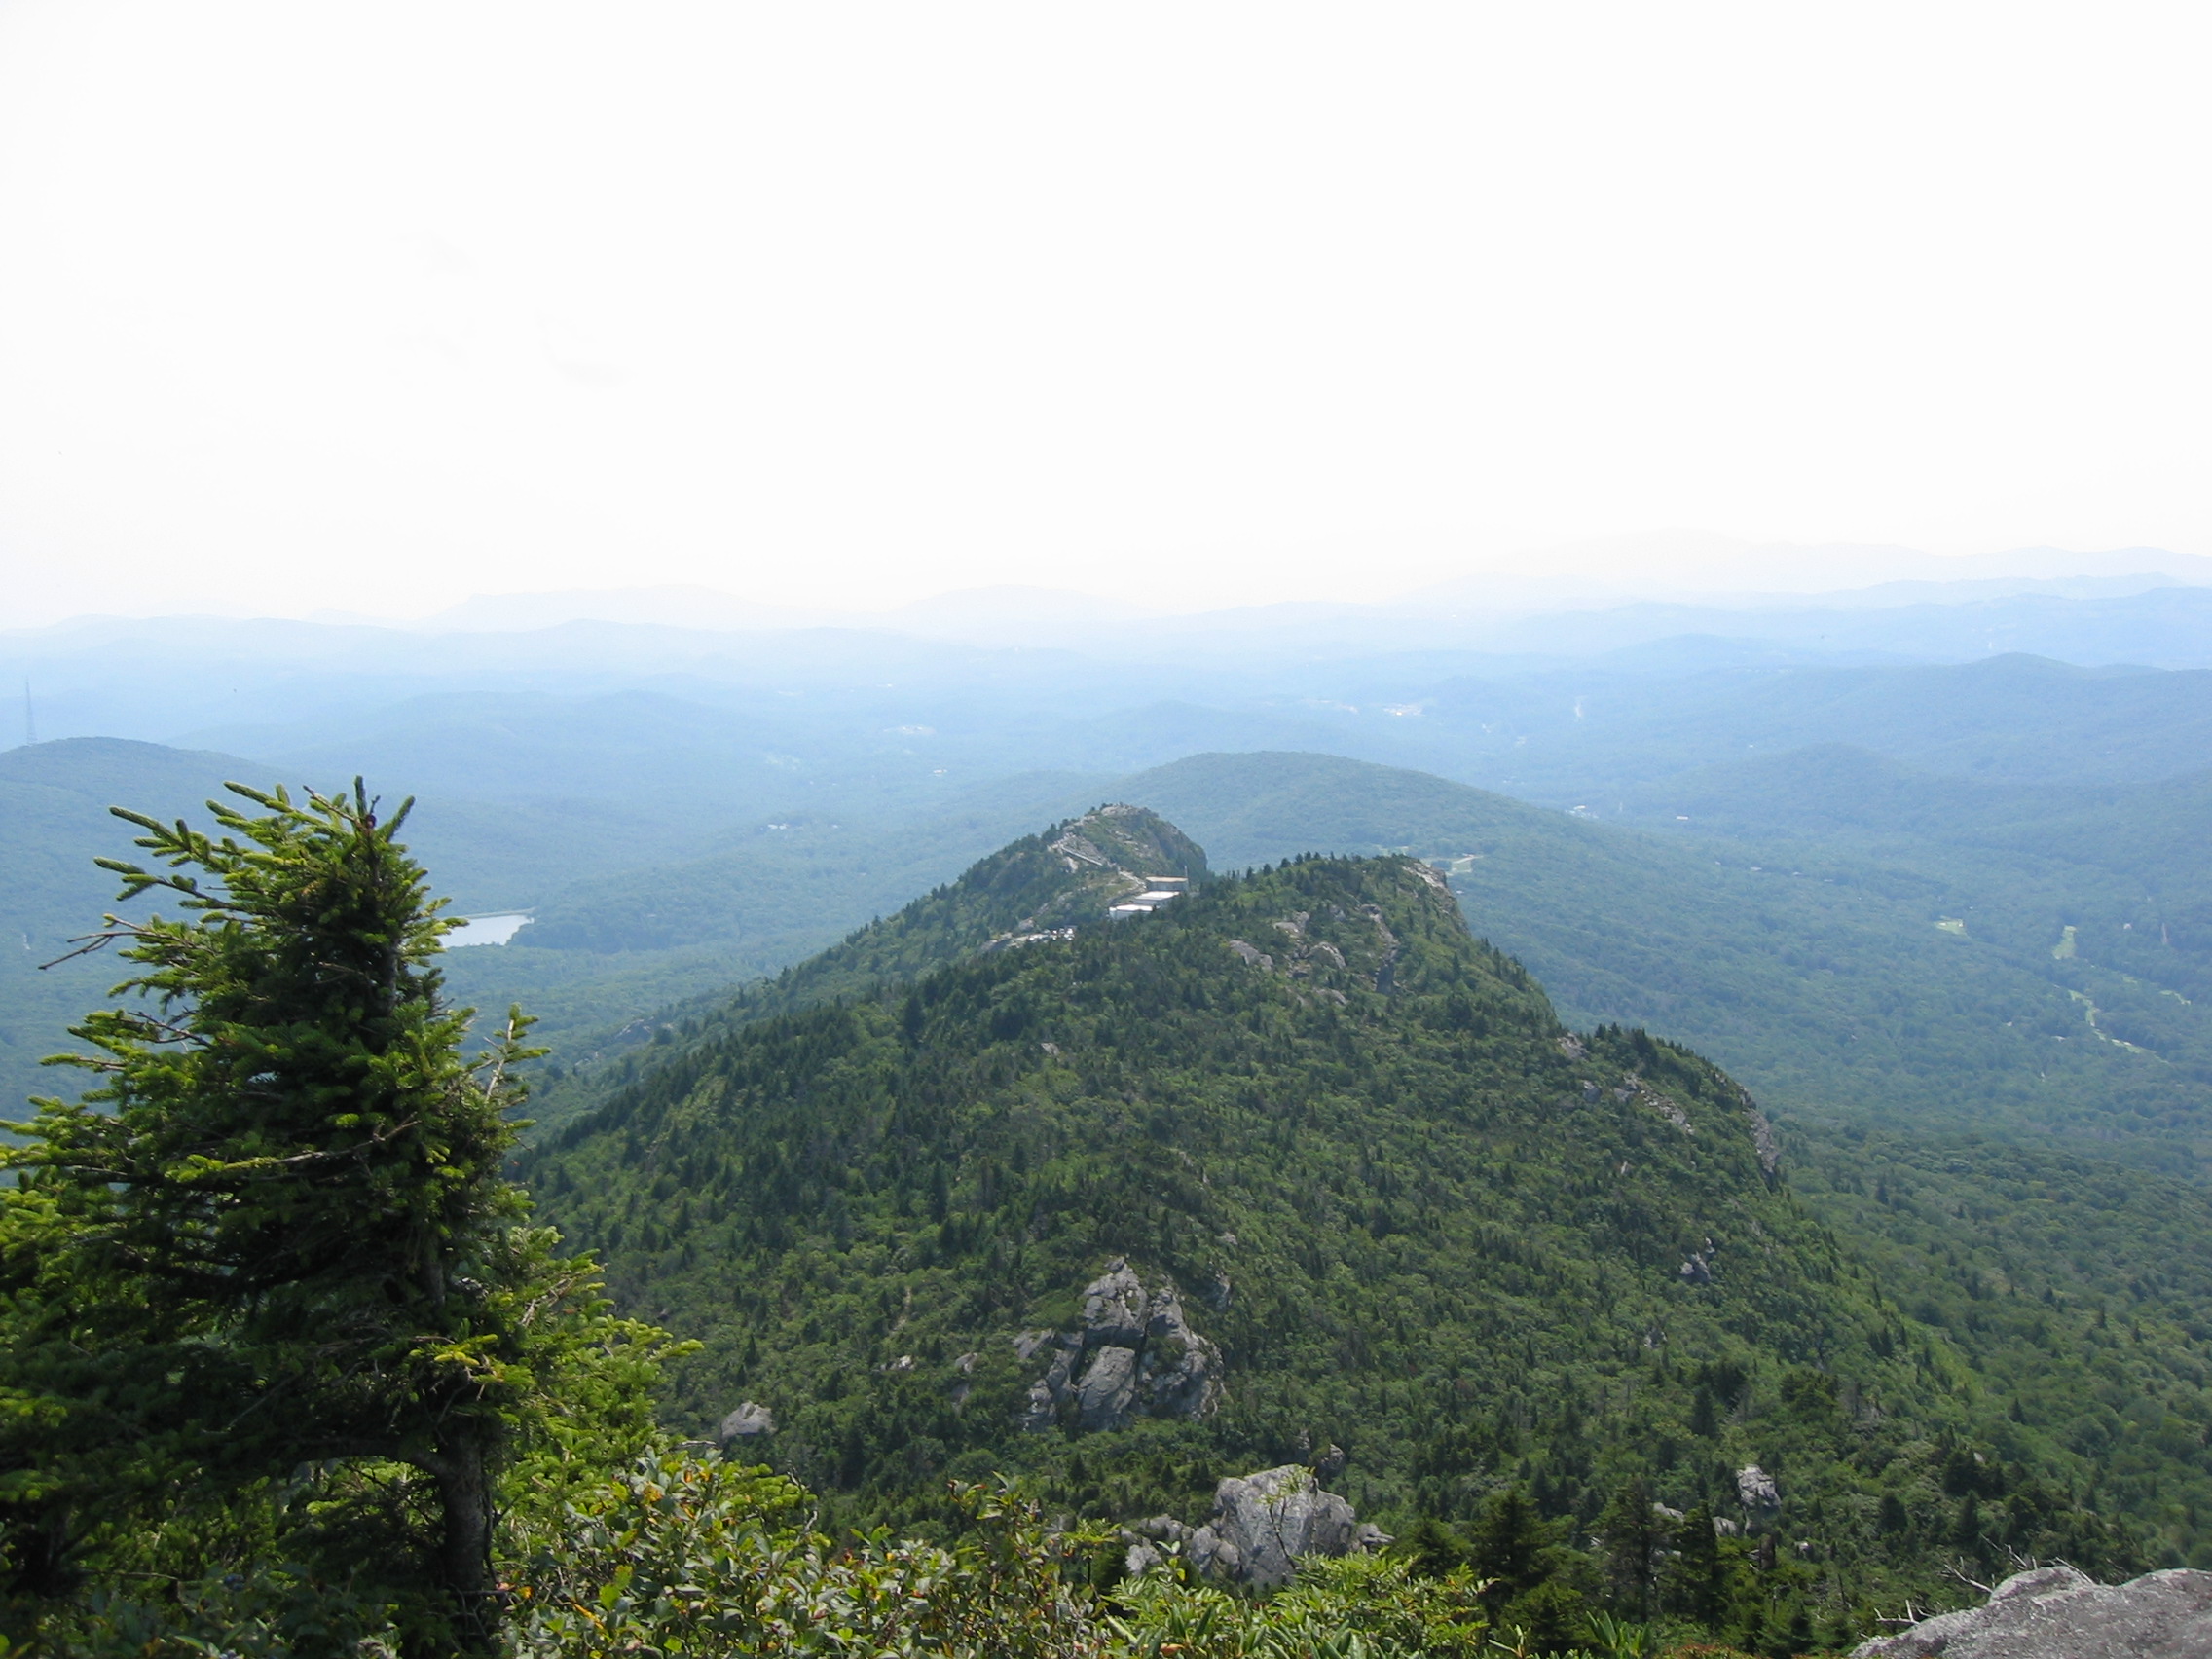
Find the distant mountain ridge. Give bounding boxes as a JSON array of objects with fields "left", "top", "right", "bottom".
[{"left": 266, "top": 537, "right": 2212, "bottom": 642}]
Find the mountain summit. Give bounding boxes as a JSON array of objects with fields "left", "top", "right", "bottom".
[
  {"left": 693, "top": 803, "right": 1206, "bottom": 1026},
  {"left": 524, "top": 813, "right": 2129, "bottom": 1604}
]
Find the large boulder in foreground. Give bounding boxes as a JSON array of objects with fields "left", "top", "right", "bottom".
[
  {"left": 1854, "top": 1564, "right": 2212, "bottom": 1657},
  {"left": 1121, "top": 1465, "right": 1388, "bottom": 1588},
  {"left": 1190, "top": 1465, "right": 1356, "bottom": 1587}
]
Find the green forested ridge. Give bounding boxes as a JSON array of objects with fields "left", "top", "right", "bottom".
[
  {"left": 2, "top": 782, "right": 1545, "bottom": 1659},
  {"left": 20, "top": 727, "right": 2212, "bottom": 1184},
  {"left": 1612, "top": 741, "right": 2212, "bottom": 1011},
  {"left": 504, "top": 801, "right": 1203, "bottom": 1134},
  {"left": 504, "top": 744, "right": 2212, "bottom": 1175},
  {"left": 1783, "top": 1122, "right": 2212, "bottom": 1563},
  {"left": 652, "top": 803, "right": 1205, "bottom": 1029},
  {"left": 521, "top": 835, "right": 2146, "bottom": 1638},
  {"left": 1106, "top": 751, "right": 2212, "bottom": 1176}
]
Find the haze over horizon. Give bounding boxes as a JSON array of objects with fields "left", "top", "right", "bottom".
[
  {"left": 4, "top": 2, "right": 2209, "bottom": 627},
  {"left": 12, "top": 532, "right": 2212, "bottom": 637}
]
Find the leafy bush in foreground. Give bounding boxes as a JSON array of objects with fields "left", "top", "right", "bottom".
[
  {"left": 506, "top": 1453, "right": 1102, "bottom": 1658},
  {"left": 500, "top": 1447, "right": 1742, "bottom": 1659}
]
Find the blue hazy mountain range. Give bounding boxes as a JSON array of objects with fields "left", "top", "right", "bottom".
[
  {"left": 8, "top": 570, "right": 2212, "bottom": 1174},
  {"left": 10, "top": 571, "right": 2212, "bottom": 750}
]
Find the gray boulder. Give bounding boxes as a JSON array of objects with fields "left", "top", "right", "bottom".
[
  {"left": 1083, "top": 1263, "right": 1151, "bottom": 1347},
  {"left": 1074, "top": 1343, "right": 1141, "bottom": 1429},
  {"left": 1120, "top": 1514, "right": 1194, "bottom": 1576},
  {"left": 1018, "top": 1259, "right": 1222, "bottom": 1432},
  {"left": 1735, "top": 1464, "right": 1780, "bottom": 1509},
  {"left": 1123, "top": 1539, "right": 1167, "bottom": 1575},
  {"left": 1187, "top": 1465, "right": 1361, "bottom": 1588},
  {"left": 718, "top": 1401, "right": 775, "bottom": 1441},
  {"left": 1854, "top": 1564, "right": 2212, "bottom": 1657},
  {"left": 1019, "top": 1334, "right": 1084, "bottom": 1430}
]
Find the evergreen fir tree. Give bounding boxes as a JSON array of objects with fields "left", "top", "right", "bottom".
[
  {"left": 1597, "top": 1474, "right": 1666, "bottom": 1615},
  {"left": 1669, "top": 1500, "right": 1728, "bottom": 1626},
  {"left": 0, "top": 782, "right": 668, "bottom": 1652}
]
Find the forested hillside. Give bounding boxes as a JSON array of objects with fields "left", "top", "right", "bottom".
[
  {"left": 12, "top": 750, "right": 2212, "bottom": 1651},
  {"left": 18, "top": 670, "right": 2212, "bottom": 1184},
  {"left": 0, "top": 737, "right": 1112, "bottom": 1118},
  {"left": 1112, "top": 752, "right": 2212, "bottom": 1178},
  {"left": 522, "top": 823, "right": 2149, "bottom": 1635},
  {"left": 1784, "top": 1122, "right": 2212, "bottom": 1562}
]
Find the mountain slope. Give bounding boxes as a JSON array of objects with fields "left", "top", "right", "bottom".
[
  {"left": 511, "top": 747, "right": 2212, "bottom": 1174},
  {"left": 522, "top": 830, "right": 2134, "bottom": 1608},
  {"left": 1112, "top": 752, "right": 2212, "bottom": 1177},
  {"left": 668, "top": 803, "right": 1206, "bottom": 1030},
  {"left": 1618, "top": 743, "right": 2212, "bottom": 1006}
]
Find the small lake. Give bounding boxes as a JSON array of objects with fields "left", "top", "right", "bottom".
[{"left": 445, "top": 913, "right": 534, "bottom": 948}]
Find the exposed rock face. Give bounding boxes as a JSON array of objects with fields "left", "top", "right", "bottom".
[
  {"left": 1745, "top": 1098, "right": 1783, "bottom": 1175},
  {"left": 1623, "top": 1074, "right": 1694, "bottom": 1134},
  {"left": 1172, "top": 1465, "right": 1380, "bottom": 1588},
  {"left": 1019, "top": 1259, "right": 1221, "bottom": 1432},
  {"left": 1853, "top": 1564, "right": 2212, "bottom": 1657},
  {"left": 1360, "top": 905, "right": 1402, "bottom": 991},
  {"left": 719, "top": 1401, "right": 775, "bottom": 1441},
  {"left": 1735, "top": 1464, "right": 1781, "bottom": 1509}
]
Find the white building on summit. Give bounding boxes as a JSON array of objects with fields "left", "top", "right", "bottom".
[{"left": 1109, "top": 876, "right": 1187, "bottom": 920}]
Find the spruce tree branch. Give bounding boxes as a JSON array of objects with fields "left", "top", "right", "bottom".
[{"left": 38, "top": 929, "right": 129, "bottom": 970}]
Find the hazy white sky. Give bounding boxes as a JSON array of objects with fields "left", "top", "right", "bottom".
[{"left": 1, "top": 1, "right": 2207, "bottom": 625}]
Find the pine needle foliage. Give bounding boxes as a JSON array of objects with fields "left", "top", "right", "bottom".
[{"left": 0, "top": 782, "right": 675, "bottom": 1654}]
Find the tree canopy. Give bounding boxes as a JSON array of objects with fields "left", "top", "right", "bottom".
[{"left": 0, "top": 782, "right": 673, "bottom": 1653}]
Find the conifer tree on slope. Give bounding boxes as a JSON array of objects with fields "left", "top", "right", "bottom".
[{"left": 0, "top": 782, "right": 658, "bottom": 1650}]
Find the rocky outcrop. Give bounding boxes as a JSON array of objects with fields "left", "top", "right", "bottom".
[
  {"left": 1019, "top": 1260, "right": 1221, "bottom": 1432},
  {"left": 1124, "top": 1465, "right": 1389, "bottom": 1587},
  {"left": 1623, "top": 1074, "right": 1694, "bottom": 1134},
  {"left": 1230, "top": 908, "right": 1369, "bottom": 998},
  {"left": 1735, "top": 1464, "right": 1780, "bottom": 1509},
  {"left": 981, "top": 925, "right": 1077, "bottom": 953},
  {"left": 1744, "top": 1094, "right": 1783, "bottom": 1175},
  {"left": 719, "top": 1401, "right": 775, "bottom": 1441},
  {"left": 1853, "top": 1564, "right": 2212, "bottom": 1657},
  {"left": 1360, "top": 905, "right": 1401, "bottom": 991}
]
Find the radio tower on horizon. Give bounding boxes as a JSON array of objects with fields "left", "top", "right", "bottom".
[{"left": 21, "top": 680, "right": 33, "bottom": 748}]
